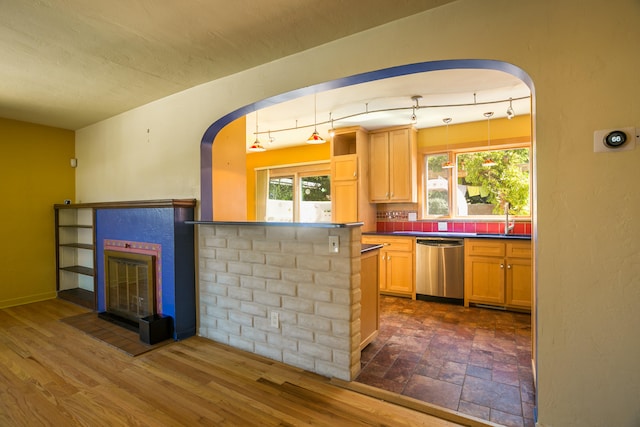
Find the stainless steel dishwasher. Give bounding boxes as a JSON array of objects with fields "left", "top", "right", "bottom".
[{"left": 415, "top": 238, "right": 464, "bottom": 303}]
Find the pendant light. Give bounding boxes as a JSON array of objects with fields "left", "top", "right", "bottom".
[
  {"left": 482, "top": 111, "right": 496, "bottom": 167},
  {"left": 307, "top": 93, "right": 326, "bottom": 144},
  {"left": 248, "top": 111, "right": 266, "bottom": 152},
  {"left": 441, "top": 118, "right": 454, "bottom": 169}
]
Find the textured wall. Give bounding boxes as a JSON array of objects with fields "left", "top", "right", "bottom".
[{"left": 198, "top": 224, "right": 361, "bottom": 381}]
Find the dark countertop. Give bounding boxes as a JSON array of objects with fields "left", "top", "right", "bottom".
[
  {"left": 363, "top": 231, "right": 531, "bottom": 240},
  {"left": 361, "top": 243, "right": 384, "bottom": 254},
  {"left": 187, "top": 220, "right": 364, "bottom": 228}
]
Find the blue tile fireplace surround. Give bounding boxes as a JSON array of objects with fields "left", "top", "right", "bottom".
[{"left": 94, "top": 199, "right": 196, "bottom": 340}]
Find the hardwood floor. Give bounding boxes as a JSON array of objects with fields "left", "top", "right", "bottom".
[{"left": 0, "top": 299, "right": 497, "bottom": 427}]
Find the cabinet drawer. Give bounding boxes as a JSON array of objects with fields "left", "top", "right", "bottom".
[
  {"left": 362, "top": 235, "right": 414, "bottom": 252},
  {"left": 465, "top": 239, "right": 505, "bottom": 257},
  {"left": 506, "top": 241, "right": 532, "bottom": 258}
]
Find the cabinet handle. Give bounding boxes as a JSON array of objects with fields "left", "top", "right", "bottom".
[
  {"left": 353, "top": 171, "right": 357, "bottom": 177},
  {"left": 500, "top": 263, "right": 504, "bottom": 269},
  {"left": 385, "top": 192, "right": 389, "bottom": 197},
  {"left": 507, "top": 264, "right": 512, "bottom": 269}
]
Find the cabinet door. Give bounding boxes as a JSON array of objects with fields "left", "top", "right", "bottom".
[
  {"left": 465, "top": 256, "right": 505, "bottom": 305},
  {"left": 369, "top": 132, "right": 390, "bottom": 202},
  {"left": 506, "top": 257, "right": 532, "bottom": 308},
  {"left": 385, "top": 249, "right": 414, "bottom": 295},
  {"left": 332, "top": 154, "right": 358, "bottom": 181},
  {"left": 388, "top": 128, "right": 414, "bottom": 202},
  {"left": 360, "top": 250, "right": 379, "bottom": 349},
  {"left": 332, "top": 180, "right": 358, "bottom": 223}
]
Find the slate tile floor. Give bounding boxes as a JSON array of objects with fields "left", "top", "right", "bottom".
[{"left": 356, "top": 296, "right": 535, "bottom": 427}]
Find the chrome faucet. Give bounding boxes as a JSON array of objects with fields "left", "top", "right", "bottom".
[{"left": 504, "top": 202, "right": 515, "bottom": 235}]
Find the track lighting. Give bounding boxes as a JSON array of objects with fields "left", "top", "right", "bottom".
[
  {"left": 506, "top": 98, "right": 515, "bottom": 119},
  {"left": 250, "top": 94, "right": 530, "bottom": 145},
  {"left": 307, "top": 93, "right": 326, "bottom": 144}
]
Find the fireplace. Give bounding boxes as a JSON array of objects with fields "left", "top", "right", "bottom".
[
  {"left": 104, "top": 250, "right": 156, "bottom": 324},
  {"left": 94, "top": 200, "right": 197, "bottom": 341}
]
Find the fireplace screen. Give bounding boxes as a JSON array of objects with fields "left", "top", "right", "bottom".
[{"left": 104, "top": 250, "right": 156, "bottom": 322}]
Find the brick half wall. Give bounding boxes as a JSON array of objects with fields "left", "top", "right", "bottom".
[{"left": 197, "top": 224, "right": 362, "bottom": 381}]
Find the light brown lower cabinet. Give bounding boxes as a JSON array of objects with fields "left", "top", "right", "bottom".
[
  {"left": 362, "top": 235, "right": 415, "bottom": 299},
  {"left": 360, "top": 248, "right": 379, "bottom": 350},
  {"left": 464, "top": 238, "right": 532, "bottom": 311}
]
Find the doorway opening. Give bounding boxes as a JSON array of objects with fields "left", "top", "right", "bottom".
[{"left": 199, "top": 59, "right": 537, "bottom": 421}]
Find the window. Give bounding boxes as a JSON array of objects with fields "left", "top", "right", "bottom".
[
  {"left": 258, "top": 163, "right": 331, "bottom": 223},
  {"left": 299, "top": 175, "right": 331, "bottom": 222},
  {"left": 424, "top": 147, "right": 530, "bottom": 218},
  {"left": 425, "top": 153, "right": 451, "bottom": 216},
  {"left": 267, "top": 176, "right": 294, "bottom": 222}
]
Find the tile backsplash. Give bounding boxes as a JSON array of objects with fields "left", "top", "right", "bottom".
[{"left": 376, "top": 210, "right": 531, "bottom": 235}]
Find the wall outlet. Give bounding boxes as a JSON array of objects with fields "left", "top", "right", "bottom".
[
  {"left": 270, "top": 311, "right": 279, "bottom": 328},
  {"left": 438, "top": 222, "right": 448, "bottom": 231},
  {"left": 329, "top": 236, "right": 339, "bottom": 253}
]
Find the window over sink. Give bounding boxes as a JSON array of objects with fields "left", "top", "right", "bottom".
[{"left": 423, "top": 146, "right": 530, "bottom": 219}]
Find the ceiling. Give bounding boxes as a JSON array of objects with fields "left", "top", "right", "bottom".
[{"left": 0, "top": 0, "right": 457, "bottom": 131}]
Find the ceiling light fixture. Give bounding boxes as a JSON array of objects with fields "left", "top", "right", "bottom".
[
  {"left": 506, "top": 98, "right": 515, "bottom": 119},
  {"left": 307, "top": 93, "right": 326, "bottom": 144},
  {"left": 410, "top": 95, "right": 422, "bottom": 124},
  {"left": 441, "top": 117, "right": 454, "bottom": 169},
  {"left": 248, "top": 111, "right": 266, "bottom": 152},
  {"left": 482, "top": 112, "right": 496, "bottom": 167},
  {"left": 251, "top": 94, "right": 531, "bottom": 141},
  {"left": 328, "top": 112, "right": 336, "bottom": 138}
]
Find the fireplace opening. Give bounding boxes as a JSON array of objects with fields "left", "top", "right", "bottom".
[{"left": 100, "top": 250, "right": 156, "bottom": 332}]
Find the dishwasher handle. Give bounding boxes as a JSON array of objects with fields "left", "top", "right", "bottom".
[{"left": 416, "top": 239, "right": 464, "bottom": 247}]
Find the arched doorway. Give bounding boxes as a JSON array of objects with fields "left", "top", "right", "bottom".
[{"left": 199, "top": 59, "right": 537, "bottom": 421}]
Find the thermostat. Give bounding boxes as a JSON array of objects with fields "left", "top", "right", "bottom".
[
  {"left": 594, "top": 127, "right": 637, "bottom": 152},
  {"left": 604, "top": 130, "right": 627, "bottom": 148}
]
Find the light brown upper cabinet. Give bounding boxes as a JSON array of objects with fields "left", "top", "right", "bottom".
[
  {"left": 330, "top": 126, "right": 376, "bottom": 231},
  {"left": 369, "top": 125, "right": 417, "bottom": 203}
]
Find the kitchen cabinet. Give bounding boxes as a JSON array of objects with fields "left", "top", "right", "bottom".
[
  {"left": 330, "top": 127, "right": 375, "bottom": 231},
  {"left": 368, "top": 126, "right": 417, "bottom": 203},
  {"left": 54, "top": 204, "right": 97, "bottom": 309},
  {"left": 463, "top": 238, "right": 532, "bottom": 311},
  {"left": 360, "top": 247, "right": 380, "bottom": 349},
  {"left": 362, "top": 235, "right": 415, "bottom": 299}
]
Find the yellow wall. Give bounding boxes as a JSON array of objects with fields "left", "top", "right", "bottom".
[
  {"left": 418, "top": 115, "right": 531, "bottom": 149},
  {"left": 0, "top": 118, "right": 75, "bottom": 308},
  {"left": 245, "top": 143, "right": 330, "bottom": 220},
  {"left": 213, "top": 116, "right": 247, "bottom": 221}
]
